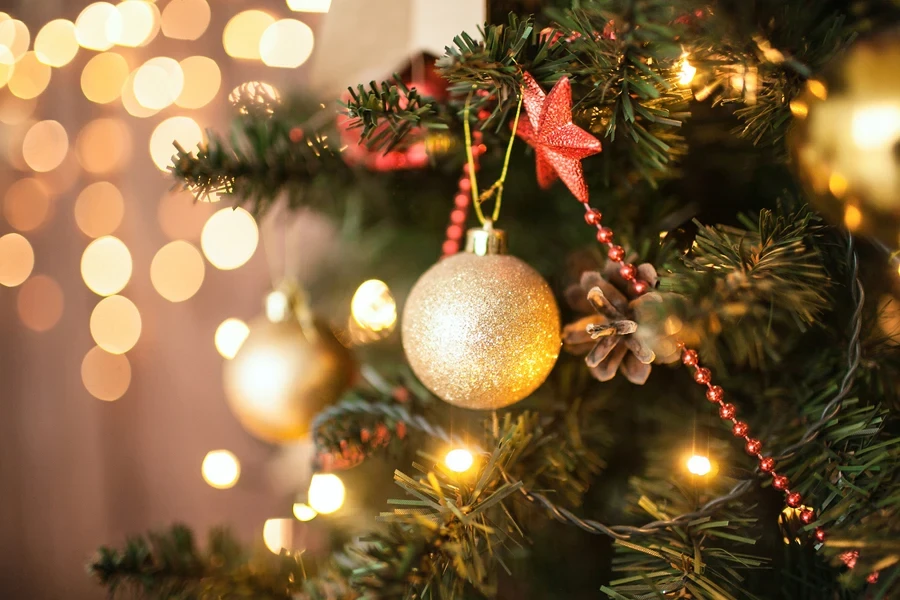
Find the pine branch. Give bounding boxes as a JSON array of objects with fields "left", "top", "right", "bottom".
[
  {"left": 660, "top": 205, "right": 830, "bottom": 367},
  {"left": 89, "top": 525, "right": 308, "bottom": 600}
]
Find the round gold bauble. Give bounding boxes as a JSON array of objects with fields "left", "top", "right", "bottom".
[
  {"left": 223, "top": 317, "right": 354, "bottom": 443},
  {"left": 789, "top": 29, "right": 900, "bottom": 242},
  {"left": 401, "top": 244, "right": 561, "bottom": 410}
]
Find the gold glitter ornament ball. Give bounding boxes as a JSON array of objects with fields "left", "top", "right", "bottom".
[
  {"left": 789, "top": 29, "right": 900, "bottom": 242},
  {"left": 401, "top": 228, "right": 561, "bottom": 410},
  {"left": 223, "top": 315, "right": 354, "bottom": 444}
]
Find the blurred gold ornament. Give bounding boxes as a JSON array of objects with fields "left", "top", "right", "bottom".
[
  {"left": 401, "top": 225, "right": 560, "bottom": 410},
  {"left": 789, "top": 30, "right": 900, "bottom": 243},
  {"left": 223, "top": 283, "right": 355, "bottom": 444},
  {"left": 228, "top": 81, "right": 281, "bottom": 117}
]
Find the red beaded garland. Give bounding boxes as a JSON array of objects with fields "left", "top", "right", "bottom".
[
  {"left": 442, "top": 240, "right": 459, "bottom": 255},
  {"left": 596, "top": 227, "right": 614, "bottom": 243},
  {"left": 773, "top": 475, "right": 790, "bottom": 490},
  {"left": 450, "top": 209, "right": 467, "bottom": 225},
  {"left": 585, "top": 209, "right": 602, "bottom": 226},
  {"left": 632, "top": 280, "right": 649, "bottom": 295},
  {"left": 608, "top": 245, "right": 625, "bottom": 262},
  {"left": 745, "top": 439, "right": 762, "bottom": 455},
  {"left": 759, "top": 457, "right": 776, "bottom": 472},
  {"left": 706, "top": 385, "right": 724, "bottom": 402},
  {"left": 719, "top": 403, "right": 736, "bottom": 419},
  {"left": 800, "top": 509, "right": 815, "bottom": 524},
  {"left": 619, "top": 264, "right": 637, "bottom": 281},
  {"left": 454, "top": 194, "right": 470, "bottom": 208},
  {"left": 458, "top": 178, "right": 472, "bottom": 192},
  {"left": 732, "top": 421, "right": 749, "bottom": 437},
  {"left": 681, "top": 349, "right": 698, "bottom": 366},
  {"left": 694, "top": 368, "right": 711, "bottom": 384},
  {"left": 814, "top": 528, "right": 826, "bottom": 543},
  {"left": 786, "top": 492, "right": 803, "bottom": 508}
]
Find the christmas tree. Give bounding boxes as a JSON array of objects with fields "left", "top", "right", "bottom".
[{"left": 90, "top": 1, "right": 900, "bottom": 598}]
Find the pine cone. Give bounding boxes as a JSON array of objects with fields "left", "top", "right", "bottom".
[{"left": 562, "top": 262, "right": 678, "bottom": 385}]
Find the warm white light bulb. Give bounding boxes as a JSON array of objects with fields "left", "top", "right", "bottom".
[
  {"left": 201, "top": 449, "right": 241, "bottom": 489},
  {"left": 265, "top": 289, "right": 289, "bottom": 322},
  {"left": 445, "top": 448, "right": 475, "bottom": 473},
  {"left": 351, "top": 279, "right": 397, "bottom": 333},
  {"left": 686, "top": 454, "right": 712, "bottom": 476},
  {"left": 307, "top": 473, "right": 345, "bottom": 514},
  {"left": 292, "top": 502, "right": 317, "bottom": 522},
  {"left": 678, "top": 53, "right": 696, "bottom": 86}
]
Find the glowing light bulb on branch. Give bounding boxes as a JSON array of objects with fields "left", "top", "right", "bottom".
[
  {"left": 292, "top": 503, "right": 317, "bottom": 522},
  {"left": 351, "top": 279, "right": 397, "bottom": 333},
  {"left": 686, "top": 454, "right": 712, "bottom": 476},
  {"left": 677, "top": 52, "right": 697, "bottom": 86},
  {"left": 201, "top": 449, "right": 240, "bottom": 489},
  {"left": 444, "top": 448, "right": 475, "bottom": 473},
  {"left": 307, "top": 473, "right": 345, "bottom": 514}
]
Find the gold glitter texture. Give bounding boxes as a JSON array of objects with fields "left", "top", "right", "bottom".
[{"left": 401, "top": 252, "right": 561, "bottom": 410}]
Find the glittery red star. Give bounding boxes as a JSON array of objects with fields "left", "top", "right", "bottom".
[{"left": 515, "top": 73, "right": 602, "bottom": 203}]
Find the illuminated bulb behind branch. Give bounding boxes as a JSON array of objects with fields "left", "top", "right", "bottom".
[
  {"left": 292, "top": 503, "right": 317, "bottom": 522},
  {"left": 307, "top": 473, "right": 345, "bottom": 514},
  {"left": 350, "top": 279, "right": 397, "bottom": 339},
  {"left": 677, "top": 53, "right": 696, "bottom": 86},
  {"left": 686, "top": 454, "right": 712, "bottom": 476},
  {"left": 445, "top": 448, "right": 475, "bottom": 473}
]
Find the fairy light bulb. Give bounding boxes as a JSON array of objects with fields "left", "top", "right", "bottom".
[
  {"left": 265, "top": 289, "right": 290, "bottom": 322},
  {"left": 307, "top": 473, "right": 345, "bottom": 514},
  {"left": 445, "top": 448, "right": 475, "bottom": 473},
  {"left": 678, "top": 52, "right": 697, "bottom": 86},
  {"left": 686, "top": 454, "right": 712, "bottom": 476},
  {"left": 201, "top": 449, "right": 240, "bottom": 489},
  {"left": 292, "top": 503, "right": 317, "bottom": 522},
  {"left": 351, "top": 279, "right": 396, "bottom": 333}
]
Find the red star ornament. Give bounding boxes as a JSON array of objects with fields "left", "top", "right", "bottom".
[{"left": 514, "top": 72, "right": 602, "bottom": 203}]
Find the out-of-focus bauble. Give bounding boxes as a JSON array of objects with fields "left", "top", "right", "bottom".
[
  {"left": 223, "top": 317, "right": 354, "bottom": 443},
  {"left": 401, "top": 227, "right": 561, "bottom": 410},
  {"left": 789, "top": 29, "right": 900, "bottom": 242}
]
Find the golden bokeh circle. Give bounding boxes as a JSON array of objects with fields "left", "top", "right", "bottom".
[
  {"left": 176, "top": 56, "right": 220, "bottom": 109},
  {"left": 150, "top": 240, "right": 205, "bottom": 302},
  {"left": 201, "top": 449, "right": 241, "bottom": 489},
  {"left": 260, "top": 19, "right": 315, "bottom": 69},
  {"left": 4, "top": 178, "right": 51, "bottom": 232},
  {"left": 0, "top": 19, "right": 30, "bottom": 63},
  {"left": 90, "top": 294, "right": 142, "bottom": 354},
  {"left": 134, "top": 56, "right": 184, "bottom": 110},
  {"left": 81, "top": 235, "right": 132, "bottom": 296},
  {"left": 215, "top": 318, "right": 250, "bottom": 360},
  {"left": 223, "top": 10, "right": 275, "bottom": 60},
  {"left": 0, "top": 232, "right": 34, "bottom": 287},
  {"left": 75, "top": 182, "right": 124, "bottom": 238},
  {"left": 161, "top": 0, "right": 210, "bottom": 41},
  {"left": 113, "top": 0, "right": 160, "bottom": 47},
  {"left": 81, "top": 346, "right": 131, "bottom": 401},
  {"left": 34, "top": 19, "right": 79, "bottom": 67},
  {"left": 17, "top": 274, "right": 64, "bottom": 332},
  {"left": 76, "top": 118, "right": 132, "bottom": 174},
  {"left": 120, "top": 70, "right": 159, "bottom": 118},
  {"left": 22, "top": 120, "right": 68, "bottom": 172},
  {"left": 81, "top": 52, "right": 130, "bottom": 104},
  {"left": 9, "top": 52, "right": 51, "bottom": 100},
  {"left": 201, "top": 207, "right": 259, "bottom": 270},
  {"left": 0, "top": 95, "right": 35, "bottom": 125},
  {"left": 149, "top": 116, "right": 201, "bottom": 171},
  {"left": 76, "top": 2, "right": 121, "bottom": 52}
]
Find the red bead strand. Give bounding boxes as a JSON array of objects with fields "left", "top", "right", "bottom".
[{"left": 442, "top": 130, "right": 485, "bottom": 258}]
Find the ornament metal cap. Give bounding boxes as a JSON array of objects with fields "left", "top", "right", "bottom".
[{"left": 465, "top": 222, "right": 507, "bottom": 256}]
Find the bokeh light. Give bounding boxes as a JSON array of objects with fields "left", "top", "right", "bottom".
[
  {"left": 81, "top": 235, "right": 132, "bottom": 296},
  {"left": 0, "top": 19, "right": 30, "bottom": 63},
  {"left": 161, "top": 0, "right": 210, "bottom": 41},
  {"left": 75, "top": 182, "right": 124, "bottom": 238},
  {"left": 292, "top": 503, "right": 317, "bottom": 522},
  {"left": 444, "top": 448, "right": 475, "bottom": 473},
  {"left": 262, "top": 518, "right": 294, "bottom": 554},
  {"left": 201, "top": 207, "right": 259, "bottom": 270},
  {"left": 90, "top": 295, "right": 142, "bottom": 354},
  {"left": 22, "top": 120, "right": 68, "bottom": 172},
  {"left": 307, "top": 473, "right": 345, "bottom": 514},
  {"left": 223, "top": 10, "right": 275, "bottom": 60},
  {"left": 39, "top": 153, "right": 81, "bottom": 195},
  {"left": 3, "top": 178, "right": 51, "bottom": 232},
  {"left": 5, "top": 122, "right": 31, "bottom": 171},
  {"left": 260, "top": 19, "right": 315, "bottom": 69},
  {"left": 149, "top": 116, "right": 201, "bottom": 171},
  {"left": 82, "top": 345, "right": 131, "bottom": 401},
  {"left": 150, "top": 240, "right": 205, "bottom": 302},
  {"left": 287, "top": 0, "right": 332, "bottom": 12},
  {"left": 0, "top": 233, "right": 34, "bottom": 287},
  {"left": 0, "top": 54, "right": 14, "bottom": 89},
  {"left": 686, "top": 454, "right": 712, "bottom": 476},
  {"left": 351, "top": 279, "right": 397, "bottom": 333},
  {"left": 215, "top": 318, "right": 249, "bottom": 360},
  {"left": 34, "top": 19, "right": 79, "bottom": 67},
  {"left": 76, "top": 118, "right": 132, "bottom": 174},
  {"left": 134, "top": 56, "right": 183, "bottom": 110},
  {"left": 0, "top": 95, "right": 35, "bottom": 124},
  {"left": 157, "top": 189, "right": 214, "bottom": 240},
  {"left": 81, "top": 52, "right": 130, "bottom": 104},
  {"left": 175, "top": 56, "right": 220, "bottom": 109},
  {"left": 8, "top": 52, "right": 51, "bottom": 100},
  {"left": 120, "top": 70, "right": 159, "bottom": 118},
  {"left": 113, "top": 0, "right": 160, "bottom": 47},
  {"left": 76, "top": 2, "right": 121, "bottom": 51},
  {"left": 17, "top": 274, "right": 64, "bottom": 332},
  {"left": 201, "top": 449, "right": 240, "bottom": 489}
]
